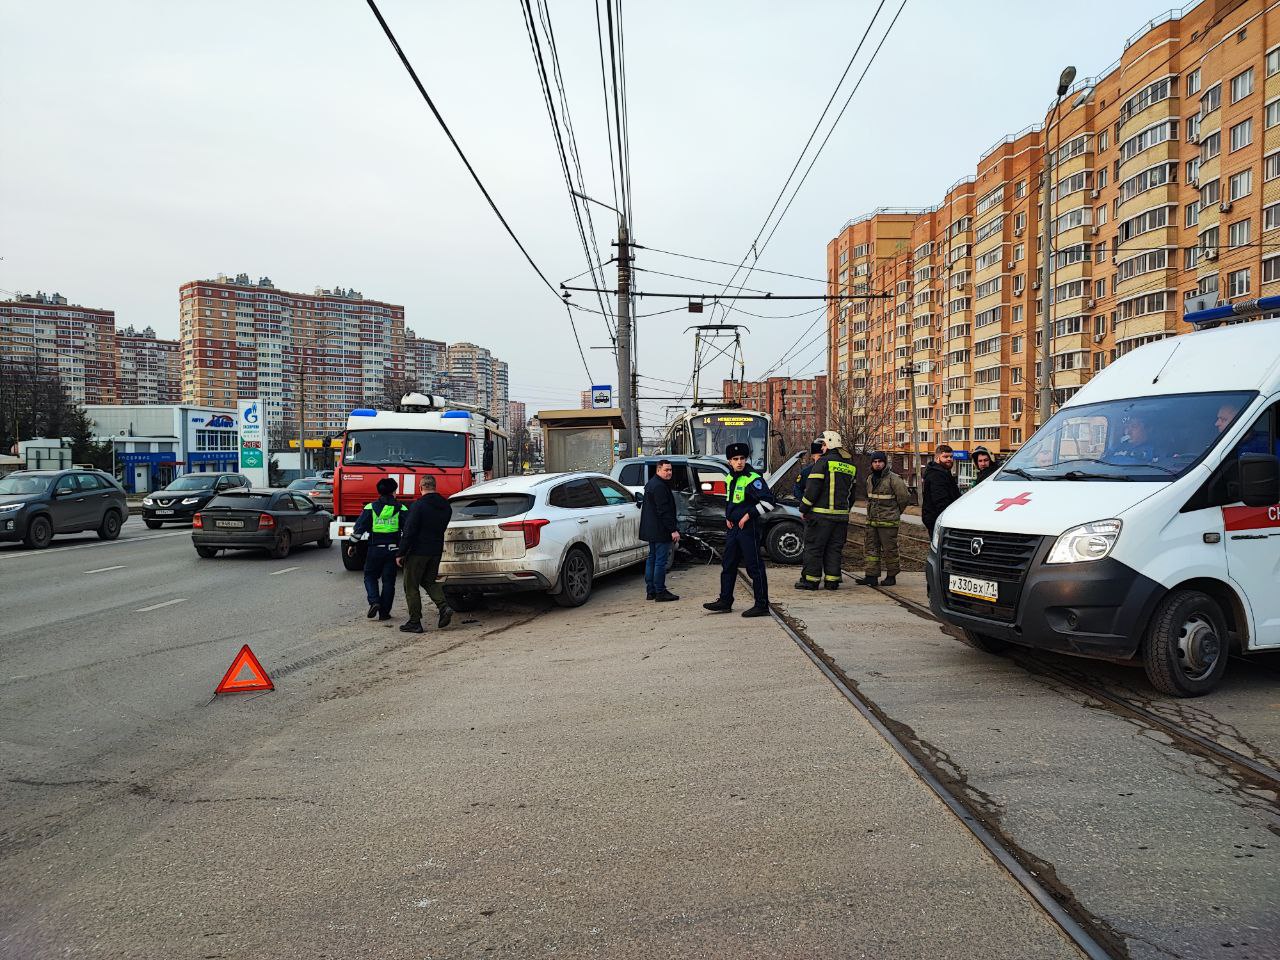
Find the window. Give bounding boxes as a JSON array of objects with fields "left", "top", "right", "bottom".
[
  {"left": 1052, "top": 170, "right": 1092, "bottom": 203},
  {"left": 1198, "top": 83, "right": 1222, "bottom": 119},
  {"left": 1185, "top": 201, "right": 1200, "bottom": 227},
  {"left": 1228, "top": 219, "right": 1251, "bottom": 248},
  {"left": 1118, "top": 162, "right": 1175, "bottom": 205},
  {"left": 1012, "top": 305, "right": 1024, "bottom": 324},
  {"left": 1267, "top": 99, "right": 1280, "bottom": 129},
  {"left": 549, "top": 478, "right": 604, "bottom": 508},
  {"left": 1267, "top": 152, "right": 1280, "bottom": 181},
  {"left": 1014, "top": 243, "right": 1024, "bottom": 262},
  {"left": 1118, "top": 290, "right": 1169, "bottom": 320},
  {"left": 1014, "top": 212, "right": 1027, "bottom": 233},
  {"left": 975, "top": 277, "right": 1002, "bottom": 299},
  {"left": 1116, "top": 248, "right": 1169, "bottom": 282},
  {"left": 1053, "top": 206, "right": 1092, "bottom": 235},
  {"left": 1230, "top": 119, "right": 1253, "bottom": 151},
  {"left": 1199, "top": 130, "right": 1221, "bottom": 162},
  {"left": 975, "top": 306, "right": 1002, "bottom": 327},
  {"left": 1119, "top": 77, "right": 1172, "bottom": 124},
  {"left": 1120, "top": 120, "right": 1178, "bottom": 162},
  {"left": 1012, "top": 368, "right": 1023, "bottom": 385},
  {"left": 593, "top": 478, "right": 634, "bottom": 505},
  {"left": 1199, "top": 225, "right": 1220, "bottom": 254},
  {"left": 1186, "top": 156, "right": 1201, "bottom": 184},
  {"left": 976, "top": 185, "right": 1005, "bottom": 215},
  {"left": 1230, "top": 68, "right": 1254, "bottom": 103},
  {"left": 1264, "top": 255, "right": 1280, "bottom": 283},
  {"left": 975, "top": 214, "right": 1005, "bottom": 243},
  {"left": 1013, "top": 275, "right": 1025, "bottom": 296},
  {"left": 1015, "top": 180, "right": 1027, "bottom": 198},
  {"left": 974, "top": 396, "right": 999, "bottom": 413},
  {"left": 1265, "top": 202, "right": 1280, "bottom": 231},
  {"left": 1229, "top": 168, "right": 1252, "bottom": 201},
  {"left": 1199, "top": 178, "right": 1220, "bottom": 207},
  {"left": 1269, "top": 47, "right": 1280, "bottom": 77},
  {"left": 1117, "top": 204, "right": 1172, "bottom": 242},
  {"left": 975, "top": 247, "right": 1002, "bottom": 270},
  {"left": 1187, "top": 68, "right": 1201, "bottom": 96},
  {"left": 1228, "top": 268, "right": 1251, "bottom": 298}
]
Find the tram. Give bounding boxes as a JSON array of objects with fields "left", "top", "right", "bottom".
[{"left": 659, "top": 406, "right": 774, "bottom": 473}]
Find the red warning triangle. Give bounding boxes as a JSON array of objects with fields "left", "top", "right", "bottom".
[{"left": 215, "top": 644, "right": 274, "bottom": 695}]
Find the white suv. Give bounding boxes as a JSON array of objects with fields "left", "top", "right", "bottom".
[{"left": 439, "top": 472, "right": 645, "bottom": 610}]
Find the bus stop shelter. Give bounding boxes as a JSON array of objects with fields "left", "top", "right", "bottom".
[{"left": 536, "top": 408, "right": 625, "bottom": 473}]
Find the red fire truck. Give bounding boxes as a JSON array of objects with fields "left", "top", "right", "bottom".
[{"left": 331, "top": 393, "right": 508, "bottom": 570}]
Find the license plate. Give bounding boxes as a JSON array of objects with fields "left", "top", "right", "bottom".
[
  {"left": 453, "top": 541, "right": 493, "bottom": 555},
  {"left": 155, "top": 510, "right": 175, "bottom": 515},
  {"left": 948, "top": 574, "right": 998, "bottom": 603},
  {"left": 215, "top": 519, "right": 244, "bottom": 529}
]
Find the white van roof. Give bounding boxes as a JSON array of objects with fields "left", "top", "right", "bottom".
[{"left": 1066, "top": 318, "right": 1280, "bottom": 407}]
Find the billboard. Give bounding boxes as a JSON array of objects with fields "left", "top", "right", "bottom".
[{"left": 237, "top": 399, "right": 268, "bottom": 486}]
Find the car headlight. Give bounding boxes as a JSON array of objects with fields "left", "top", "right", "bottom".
[
  {"left": 0, "top": 503, "right": 23, "bottom": 513},
  {"left": 142, "top": 497, "right": 154, "bottom": 506},
  {"left": 1046, "top": 519, "right": 1122, "bottom": 565},
  {"left": 181, "top": 497, "right": 202, "bottom": 505},
  {"left": 931, "top": 523, "right": 943, "bottom": 553}
]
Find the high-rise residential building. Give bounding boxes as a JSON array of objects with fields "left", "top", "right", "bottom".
[
  {"left": 826, "top": 1, "right": 1280, "bottom": 483},
  {"left": 405, "top": 328, "right": 448, "bottom": 395},
  {"left": 508, "top": 400, "right": 526, "bottom": 434},
  {"left": 116, "top": 325, "right": 181, "bottom": 405},
  {"left": 724, "top": 375, "right": 827, "bottom": 450},
  {"left": 491, "top": 359, "right": 509, "bottom": 428},
  {"left": 445, "top": 342, "right": 492, "bottom": 410},
  {"left": 579, "top": 389, "right": 593, "bottom": 409},
  {"left": 178, "top": 273, "right": 406, "bottom": 440},
  {"left": 0, "top": 291, "right": 117, "bottom": 404}
]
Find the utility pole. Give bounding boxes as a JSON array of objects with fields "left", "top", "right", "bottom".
[
  {"left": 616, "top": 220, "right": 634, "bottom": 457},
  {"left": 1039, "top": 66, "right": 1077, "bottom": 426},
  {"left": 297, "top": 351, "right": 306, "bottom": 480}
]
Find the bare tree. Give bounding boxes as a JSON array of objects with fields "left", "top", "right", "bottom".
[
  {"left": 0, "top": 361, "right": 109, "bottom": 467},
  {"left": 827, "top": 374, "right": 897, "bottom": 454},
  {"left": 362, "top": 375, "right": 422, "bottom": 411}
]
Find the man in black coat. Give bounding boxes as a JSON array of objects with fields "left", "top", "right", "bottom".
[
  {"left": 639, "top": 460, "right": 680, "bottom": 601},
  {"left": 396, "top": 475, "right": 454, "bottom": 632},
  {"left": 921, "top": 443, "right": 961, "bottom": 537}
]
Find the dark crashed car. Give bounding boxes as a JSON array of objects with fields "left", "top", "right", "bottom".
[{"left": 192, "top": 488, "right": 333, "bottom": 559}]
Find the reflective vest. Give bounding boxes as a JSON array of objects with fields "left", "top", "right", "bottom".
[
  {"left": 365, "top": 502, "right": 403, "bottom": 534},
  {"left": 729, "top": 471, "right": 763, "bottom": 504}
]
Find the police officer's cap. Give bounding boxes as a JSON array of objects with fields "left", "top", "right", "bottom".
[
  {"left": 726, "top": 442, "right": 751, "bottom": 459},
  {"left": 376, "top": 477, "right": 398, "bottom": 496}
]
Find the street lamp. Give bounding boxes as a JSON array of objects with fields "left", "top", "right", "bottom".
[
  {"left": 1039, "top": 65, "right": 1077, "bottom": 426},
  {"left": 296, "top": 327, "right": 345, "bottom": 479}
]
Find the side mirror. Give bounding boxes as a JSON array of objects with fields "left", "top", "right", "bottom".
[
  {"left": 634, "top": 493, "right": 644, "bottom": 505},
  {"left": 1239, "top": 453, "right": 1280, "bottom": 507}
]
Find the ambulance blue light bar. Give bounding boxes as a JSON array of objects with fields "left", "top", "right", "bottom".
[
  {"left": 443, "top": 410, "right": 470, "bottom": 419},
  {"left": 350, "top": 408, "right": 378, "bottom": 417},
  {"left": 1184, "top": 296, "right": 1280, "bottom": 327}
]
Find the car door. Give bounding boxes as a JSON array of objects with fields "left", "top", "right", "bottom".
[
  {"left": 50, "top": 474, "right": 90, "bottom": 531},
  {"left": 593, "top": 477, "right": 645, "bottom": 567},
  {"left": 548, "top": 477, "right": 607, "bottom": 571},
  {"left": 1219, "top": 400, "right": 1280, "bottom": 647},
  {"left": 691, "top": 463, "right": 731, "bottom": 541},
  {"left": 76, "top": 473, "right": 114, "bottom": 526},
  {"left": 297, "top": 492, "right": 326, "bottom": 540},
  {"left": 287, "top": 492, "right": 317, "bottom": 542}
]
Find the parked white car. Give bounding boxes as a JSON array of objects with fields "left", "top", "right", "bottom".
[{"left": 439, "top": 472, "right": 646, "bottom": 610}]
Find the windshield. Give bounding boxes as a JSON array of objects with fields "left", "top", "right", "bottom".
[
  {"left": 688, "top": 412, "right": 769, "bottom": 471},
  {"left": 0, "top": 475, "right": 51, "bottom": 496},
  {"left": 287, "top": 478, "right": 318, "bottom": 490},
  {"left": 1003, "top": 390, "right": 1256, "bottom": 482},
  {"left": 343, "top": 429, "right": 466, "bottom": 468},
  {"left": 165, "top": 475, "right": 217, "bottom": 491}
]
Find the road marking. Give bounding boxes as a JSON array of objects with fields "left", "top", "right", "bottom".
[
  {"left": 136, "top": 598, "right": 188, "bottom": 612},
  {"left": 84, "top": 565, "right": 127, "bottom": 574},
  {"left": 0, "top": 529, "right": 187, "bottom": 560},
  {"left": 269, "top": 566, "right": 300, "bottom": 576}
]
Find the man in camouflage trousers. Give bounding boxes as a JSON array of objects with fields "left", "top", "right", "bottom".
[{"left": 855, "top": 451, "right": 910, "bottom": 588}]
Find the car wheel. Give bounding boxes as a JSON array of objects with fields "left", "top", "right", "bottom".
[
  {"left": 341, "top": 540, "right": 365, "bottom": 571},
  {"left": 270, "top": 529, "right": 292, "bottom": 560},
  {"left": 195, "top": 546, "right": 219, "bottom": 559},
  {"left": 144, "top": 518, "right": 163, "bottom": 530},
  {"left": 553, "top": 547, "right": 593, "bottom": 608},
  {"left": 765, "top": 521, "right": 805, "bottom": 565},
  {"left": 97, "top": 510, "right": 122, "bottom": 541},
  {"left": 1143, "top": 589, "right": 1229, "bottom": 697},
  {"left": 317, "top": 531, "right": 332, "bottom": 548},
  {"left": 444, "top": 589, "right": 483, "bottom": 612},
  {"left": 23, "top": 515, "right": 53, "bottom": 550},
  {"left": 963, "top": 629, "right": 1009, "bottom": 655}
]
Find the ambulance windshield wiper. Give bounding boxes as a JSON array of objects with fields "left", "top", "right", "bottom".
[
  {"left": 1055, "top": 469, "right": 1131, "bottom": 481},
  {"left": 1002, "top": 467, "right": 1044, "bottom": 481}
]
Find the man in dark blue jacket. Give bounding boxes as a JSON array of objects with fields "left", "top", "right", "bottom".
[
  {"left": 349, "top": 477, "right": 407, "bottom": 621},
  {"left": 703, "top": 442, "right": 776, "bottom": 617},
  {"left": 396, "top": 475, "right": 454, "bottom": 632},
  {"left": 639, "top": 460, "right": 680, "bottom": 601}
]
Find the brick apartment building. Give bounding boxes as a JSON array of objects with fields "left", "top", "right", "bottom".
[
  {"left": 0, "top": 292, "right": 118, "bottom": 405},
  {"left": 116, "top": 325, "right": 181, "bottom": 404},
  {"left": 405, "top": 329, "right": 448, "bottom": 396},
  {"left": 723, "top": 375, "right": 827, "bottom": 449},
  {"left": 827, "top": 0, "right": 1280, "bottom": 482},
  {"left": 178, "top": 274, "right": 406, "bottom": 439},
  {"left": 445, "top": 342, "right": 510, "bottom": 428}
]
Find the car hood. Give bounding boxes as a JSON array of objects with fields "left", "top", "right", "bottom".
[
  {"left": 0, "top": 495, "right": 36, "bottom": 508},
  {"left": 156, "top": 489, "right": 214, "bottom": 498},
  {"left": 938, "top": 479, "right": 1167, "bottom": 536}
]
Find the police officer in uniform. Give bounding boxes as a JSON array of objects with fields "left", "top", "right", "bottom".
[
  {"left": 703, "top": 442, "right": 775, "bottom": 617},
  {"left": 797, "top": 430, "right": 856, "bottom": 589},
  {"left": 350, "top": 476, "right": 407, "bottom": 621}
]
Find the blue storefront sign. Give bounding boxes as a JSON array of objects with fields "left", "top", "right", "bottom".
[
  {"left": 118, "top": 451, "right": 179, "bottom": 465},
  {"left": 188, "top": 451, "right": 237, "bottom": 466}
]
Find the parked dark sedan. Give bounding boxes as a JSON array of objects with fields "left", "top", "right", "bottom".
[
  {"left": 286, "top": 476, "right": 334, "bottom": 513},
  {"left": 0, "top": 469, "right": 127, "bottom": 549},
  {"left": 192, "top": 488, "right": 333, "bottom": 559},
  {"left": 142, "top": 472, "right": 251, "bottom": 528}
]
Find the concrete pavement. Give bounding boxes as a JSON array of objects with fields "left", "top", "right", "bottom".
[{"left": 2, "top": 547, "right": 1084, "bottom": 959}]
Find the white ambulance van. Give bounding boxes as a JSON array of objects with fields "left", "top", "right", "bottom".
[{"left": 926, "top": 318, "right": 1280, "bottom": 697}]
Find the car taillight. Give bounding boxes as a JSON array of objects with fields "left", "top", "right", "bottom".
[
  {"left": 499, "top": 518, "right": 550, "bottom": 549},
  {"left": 193, "top": 512, "right": 203, "bottom": 529},
  {"left": 259, "top": 513, "right": 276, "bottom": 529}
]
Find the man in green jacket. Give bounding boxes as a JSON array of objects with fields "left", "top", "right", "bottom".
[
  {"left": 797, "top": 430, "right": 856, "bottom": 590},
  {"left": 855, "top": 451, "right": 910, "bottom": 588}
]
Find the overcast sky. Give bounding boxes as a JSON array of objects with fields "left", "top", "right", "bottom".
[{"left": 2, "top": 0, "right": 1182, "bottom": 432}]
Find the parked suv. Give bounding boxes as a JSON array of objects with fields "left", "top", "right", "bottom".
[
  {"left": 611, "top": 453, "right": 806, "bottom": 564},
  {"left": 0, "top": 469, "right": 128, "bottom": 549},
  {"left": 141, "top": 473, "right": 251, "bottom": 528}
]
